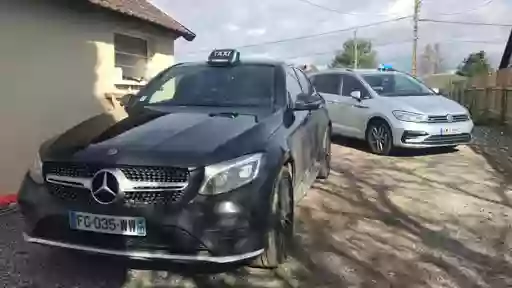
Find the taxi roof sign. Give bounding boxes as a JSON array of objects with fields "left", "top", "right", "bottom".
[{"left": 207, "top": 49, "right": 240, "bottom": 66}]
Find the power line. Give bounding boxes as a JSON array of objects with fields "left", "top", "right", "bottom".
[
  {"left": 284, "top": 39, "right": 415, "bottom": 60},
  {"left": 180, "top": 16, "right": 412, "bottom": 56},
  {"left": 426, "top": 0, "right": 494, "bottom": 16},
  {"left": 418, "top": 18, "right": 512, "bottom": 27},
  {"left": 282, "top": 38, "right": 504, "bottom": 61},
  {"left": 292, "top": 0, "right": 402, "bottom": 16}
]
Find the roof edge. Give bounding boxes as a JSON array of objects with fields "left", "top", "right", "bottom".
[{"left": 86, "top": 0, "right": 196, "bottom": 41}]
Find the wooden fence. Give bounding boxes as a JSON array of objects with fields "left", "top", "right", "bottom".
[{"left": 448, "top": 69, "right": 512, "bottom": 125}]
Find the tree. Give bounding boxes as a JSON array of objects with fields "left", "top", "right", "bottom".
[
  {"left": 330, "top": 39, "right": 377, "bottom": 69},
  {"left": 419, "top": 43, "right": 444, "bottom": 76},
  {"left": 456, "top": 50, "right": 491, "bottom": 77}
]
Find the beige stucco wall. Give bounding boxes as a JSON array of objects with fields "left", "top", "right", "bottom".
[{"left": 0, "top": 1, "right": 177, "bottom": 193}]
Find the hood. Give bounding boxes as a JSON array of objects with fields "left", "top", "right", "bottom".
[
  {"left": 387, "top": 95, "right": 467, "bottom": 115},
  {"left": 42, "top": 107, "right": 281, "bottom": 167}
]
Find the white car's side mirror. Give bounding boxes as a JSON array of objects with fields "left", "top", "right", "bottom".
[
  {"left": 432, "top": 88, "right": 440, "bottom": 94},
  {"left": 350, "top": 91, "right": 361, "bottom": 100}
]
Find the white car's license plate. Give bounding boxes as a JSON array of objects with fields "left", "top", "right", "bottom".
[
  {"left": 69, "top": 211, "right": 146, "bottom": 236},
  {"left": 440, "top": 127, "right": 460, "bottom": 135}
]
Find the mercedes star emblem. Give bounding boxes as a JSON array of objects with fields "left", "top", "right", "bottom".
[
  {"left": 107, "top": 148, "right": 118, "bottom": 156},
  {"left": 90, "top": 170, "right": 120, "bottom": 204},
  {"left": 446, "top": 114, "right": 453, "bottom": 122}
]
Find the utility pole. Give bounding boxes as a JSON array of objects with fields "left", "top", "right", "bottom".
[
  {"left": 412, "top": 0, "right": 421, "bottom": 76},
  {"left": 353, "top": 29, "right": 359, "bottom": 69}
]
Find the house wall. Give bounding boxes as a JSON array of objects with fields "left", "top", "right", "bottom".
[{"left": 0, "top": 0, "right": 178, "bottom": 193}]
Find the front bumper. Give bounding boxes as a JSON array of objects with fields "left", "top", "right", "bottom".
[
  {"left": 391, "top": 120, "right": 474, "bottom": 148},
  {"left": 18, "top": 170, "right": 275, "bottom": 263}
]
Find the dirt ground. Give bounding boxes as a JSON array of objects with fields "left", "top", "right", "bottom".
[
  {"left": 121, "top": 138, "right": 512, "bottom": 288},
  {"left": 3, "top": 135, "right": 512, "bottom": 288}
]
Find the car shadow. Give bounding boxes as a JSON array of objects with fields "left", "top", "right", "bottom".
[{"left": 331, "top": 135, "right": 459, "bottom": 157}]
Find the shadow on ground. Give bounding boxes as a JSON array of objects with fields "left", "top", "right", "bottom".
[
  {"left": 283, "top": 144, "right": 512, "bottom": 288},
  {"left": 5, "top": 139, "right": 512, "bottom": 287},
  {"left": 120, "top": 143, "right": 512, "bottom": 287}
]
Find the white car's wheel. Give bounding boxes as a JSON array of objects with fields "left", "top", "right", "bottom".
[{"left": 366, "top": 120, "right": 394, "bottom": 156}]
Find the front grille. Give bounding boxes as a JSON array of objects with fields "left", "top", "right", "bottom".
[
  {"left": 43, "top": 162, "right": 190, "bottom": 183},
  {"left": 427, "top": 114, "right": 469, "bottom": 123},
  {"left": 422, "top": 133, "right": 472, "bottom": 145},
  {"left": 125, "top": 191, "right": 186, "bottom": 205},
  {"left": 43, "top": 162, "right": 192, "bottom": 205},
  {"left": 46, "top": 184, "right": 90, "bottom": 202},
  {"left": 43, "top": 162, "right": 98, "bottom": 178},
  {"left": 120, "top": 167, "right": 189, "bottom": 183}
]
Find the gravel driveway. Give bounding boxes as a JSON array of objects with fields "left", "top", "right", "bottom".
[{"left": 2, "top": 132, "right": 512, "bottom": 287}]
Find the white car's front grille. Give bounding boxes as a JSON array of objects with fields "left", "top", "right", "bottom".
[{"left": 427, "top": 114, "right": 469, "bottom": 123}]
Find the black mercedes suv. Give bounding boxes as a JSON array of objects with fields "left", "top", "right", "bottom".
[{"left": 18, "top": 49, "right": 331, "bottom": 268}]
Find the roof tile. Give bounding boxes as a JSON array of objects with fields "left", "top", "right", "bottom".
[{"left": 87, "top": 0, "right": 195, "bottom": 41}]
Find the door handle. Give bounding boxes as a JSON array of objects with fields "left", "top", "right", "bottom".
[
  {"left": 327, "top": 100, "right": 343, "bottom": 104},
  {"left": 353, "top": 104, "right": 369, "bottom": 109}
]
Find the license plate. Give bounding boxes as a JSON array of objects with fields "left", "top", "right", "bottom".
[
  {"left": 440, "top": 127, "right": 460, "bottom": 135},
  {"left": 69, "top": 211, "right": 146, "bottom": 236}
]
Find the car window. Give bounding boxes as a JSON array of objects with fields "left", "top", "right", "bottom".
[
  {"left": 341, "top": 75, "right": 369, "bottom": 98},
  {"left": 361, "top": 73, "right": 433, "bottom": 97},
  {"left": 139, "top": 64, "right": 275, "bottom": 107},
  {"left": 293, "top": 68, "right": 313, "bottom": 95},
  {"left": 285, "top": 67, "right": 302, "bottom": 102},
  {"left": 311, "top": 74, "right": 341, "bottom": 95}
]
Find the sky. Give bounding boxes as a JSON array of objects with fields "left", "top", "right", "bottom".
[{"left": 151, "top": 0, "right": 512, "bottom": 72}]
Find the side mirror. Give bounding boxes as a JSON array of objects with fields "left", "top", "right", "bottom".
[
  {"left": 294, "top": 93, "right": 322, "bottom": 111},
  {"left": 120, "top": 93, "right": 136, "bottom": 107},
  {"left": 350, "top": 91, "right": 362, "bottom": 100},
  {"left": 432, "top": 88, "right": 440, "bottom": 94}
]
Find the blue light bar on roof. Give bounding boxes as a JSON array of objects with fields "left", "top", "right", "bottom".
[{"left": 378, "top": 64, "right": 394, "bottom": 71}]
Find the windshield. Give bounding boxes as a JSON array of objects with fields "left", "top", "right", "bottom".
[
  {"left": 138, "top": 64, "right": 275, "bottom": 107},
  {"left": 361, "top": 73, "right": 434, "bottom": 96}
]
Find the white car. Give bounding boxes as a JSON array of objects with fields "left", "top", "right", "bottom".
[{"left": 309, "top": 68, "right": 474, "bottom": 155}]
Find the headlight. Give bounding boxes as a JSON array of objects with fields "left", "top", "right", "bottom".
[
  {"left": 392, "top": 110, "right": 428, "bottom": 123},
  {"left": 28, "top": 152, "right": 44, "bottom": 184},
  {"left": 199, "top": 153, "right": 263, "bottom": 196}
]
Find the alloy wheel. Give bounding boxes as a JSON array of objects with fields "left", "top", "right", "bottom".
[
  {"left": 272, "top": 177, "right": 293, "bottom": 261},
  {"left": 369, "top": 124, "right": 390, "bottom": 153}
]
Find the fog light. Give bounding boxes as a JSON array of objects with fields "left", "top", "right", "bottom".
[
  {"left": 401, "top": 130, "right": 428, "bottom": 143},
  {"left": 215, "top": 201, "right": 241, "bottom": 214}
]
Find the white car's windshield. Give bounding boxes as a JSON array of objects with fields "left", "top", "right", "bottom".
[{"left": 361, "top": 73, "right": 434, "bottom": 97}]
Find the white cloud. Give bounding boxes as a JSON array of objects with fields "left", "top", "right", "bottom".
[
  {"left": 246, "top": 28, "right": 267, "bottom": 36},
  {"left": 151, "top": 0, "right": 512, "bottom": 70},
  {"left": 225, "top": 23, "right": 240, "bottom": 31}
]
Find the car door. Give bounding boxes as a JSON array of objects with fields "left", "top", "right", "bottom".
[
  {"left": 294, "top": 68, "right": 325, "bottom": 166},
  {"left": 339, "top": 74, "right": 373, "bottom": 139},
  {"left": 284, "top": 67, "right": 312, "bottom": 187},
  {"left": 310, "top": 73, "right": 346, "bottom": 134}
]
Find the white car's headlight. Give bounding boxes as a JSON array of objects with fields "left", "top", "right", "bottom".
[
  {"left": 392, "top": 110, "right": 428, "bottom": 123},
  {"left": 199, "top": 153, "right": 263, "bottom": 196},
  {"left": 28, "top": 152, "right": 44, "bottom": 184}
]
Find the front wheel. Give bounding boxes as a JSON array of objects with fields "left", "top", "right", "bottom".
[
  {"left": 317, "top": 127, "right": 331, "bottom": 179},
  {"left": 366, "top": 121, "right": 394, "bottom": 156},
  {"left": 251, "top": 166, "right": 293, "bottom": 269}
]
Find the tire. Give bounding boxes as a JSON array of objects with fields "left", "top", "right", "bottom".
[
  {"left": 251, "top": 166, "right": 293, "bottom": 269},
  {"left": 317, "top": 127, "right": 331, "bottom": 179},
  {"left": 366, "top": 120, "right": 394, "bottom": 156}
]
